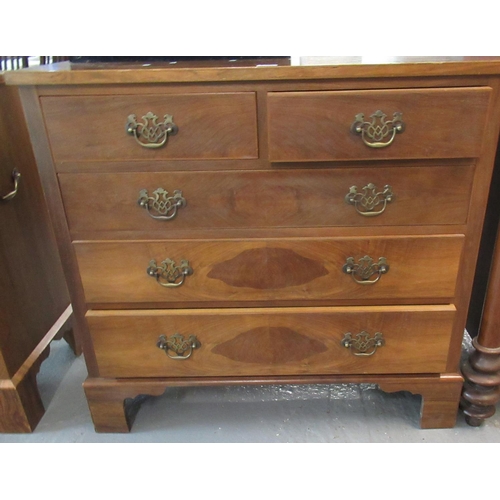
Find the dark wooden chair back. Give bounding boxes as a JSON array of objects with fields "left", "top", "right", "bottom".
[{"left": 1, "top": 56, "right": 69, "bottom": 71}]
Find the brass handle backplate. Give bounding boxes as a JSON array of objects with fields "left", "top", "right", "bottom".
[
  {"left": 126, "top": 112, "right": 178, "bottom": 149},
  {"left": 342, "top": 331, "right": 385, "bottom": 356},
  {"left": 157, "top": 333, "right": 201, "bottom": 360},
  {"left": 138, "top": 188, "right": 186, "bottom": 220},
  {"left": 147, "top": 258, "right": 193, "bottom": 288},
  {"left": 351, "top": 110, "right": 405, "bottom": 148},
  {"left": 1, "top": 169, "right": 21, "bottom": 201},
  {"left": 345, "top": 183, "right": 394, "bottom": 217},
  {"left": 343, "top": 256, "right": 389, "bottom": 285}
]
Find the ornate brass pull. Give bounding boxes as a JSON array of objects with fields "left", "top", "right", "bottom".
[
  {"left": 341, "top": 331, "right": 385, "bottom": 356},
  {"left": 345, "top": 183, "right": 394, "bottom": 217},
  {"left": 126, "top": 112, "right": 178, "bottom": 149},
  {"left": 138, "top": 188, "right": 186, "bottom": 220},
  {"left": 147, "top": 259, "right": 193, "bottom": 288},
  {"left": 157, "top": 333, "right": 201, "bottom": 360},
  {"left": 343, "top": 256, "right": 389, "bottom": 285},
  {"left": 1, "top": 169, "right": 21, "bottom": 201},
  {"left": 351, "top": 110, "right": 405, "bottom": 148}
]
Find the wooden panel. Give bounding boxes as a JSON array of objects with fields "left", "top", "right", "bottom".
[
  {"left": 268, "top": 87, "right": 491, "bottom": 162},
  {"left": 6, "top": 58, "right": 500, "bottom": 86},
  {"left": 74, "top": 236, "right": 464, "bottom": 306},
  {"left": 0, "top": 85, "right": 70, "bottom": 377},
  {"left": 87, "top": 305, "right": 456, "bottom": 378},
  {"left": 41, "top": 93, "right": 258, "bottom": 161},
  {"left": 59, "top": 164, "right": 474, "bottom": 234}
]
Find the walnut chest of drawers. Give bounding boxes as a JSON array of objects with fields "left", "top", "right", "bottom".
[{"left": 8, "top": 58, "right": 500, "bottom": 432}]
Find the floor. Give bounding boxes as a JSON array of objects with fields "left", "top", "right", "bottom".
[{"left": 1, "top": 332, "right": 499, "bottom": 443}]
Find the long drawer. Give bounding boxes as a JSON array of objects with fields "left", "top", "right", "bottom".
[
  {"left": 59, "top": 165, "right": 474, "bottom": 234},
  {"left": 74, "top": 236, "right": 464, "bottom": 306},
  {"left": 267, "top": 87, "right": 491, "bottom": 162},
  {"left": 41, "top": 92, "right": 259, "bottom": 161},
  {"left": 87, "top": 305, "right": 456, "bottom": 378}
]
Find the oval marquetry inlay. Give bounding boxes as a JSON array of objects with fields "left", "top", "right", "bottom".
[
  {"left": 207, "top": 247, "right": 328, "bottom": 289},
  {"left": 212, "top": 327, "right": 328, "bottom": 364}
]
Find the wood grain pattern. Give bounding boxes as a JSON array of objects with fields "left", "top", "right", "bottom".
[
  {"left": 0, "top": 378, "right": 44, "bottom": 433},
  {"left": 461, "top": 340, "right": 500, "bottom": 426},
  {"left": 10, "top": 62, "right": 500, "bottom": 432},
  {"left": 58, "top": 165, "right": 475, "bottom": 234},
  {"left": 461, "top": 192, "right": 500, "bottom": 425},
  {"left": 0, "top": 305, "right": 73, "bottom": 432},
  {"left": 82, "top": 372, "right": 464, "bottom": 432},
  {"left": 0, "top": 84, "right": 77, "bottom": 432},
  {"left": 379, "top": 374, "right": 463, "bottom": 429},
  {"left": 74, "top": 235, "right": 464, "bottom": 306},
  {"left": 211, "top": 327, "right": 328, "bottom": 363},
  {"left": 41, "top": 93, "right": 258, "bottom": 162},
  {"left": 18, "top": 86, "right": 98, "bottom": 376},
  {"left": 87, "top": 305, "right": 456, "bottom": 378},
  {"left": 6, "top": 58, "right": 500, "bottom": 86},
  {"left": 0, "top": 85, "right": 71, "bottom": 376},
  {"left": 443, "top": 78, "right": 500, "bottom": 373},
  {"left": 268, "top": 88, "right": 491, "bottom": 161},
  {"left": 207, "top": 247, "right": 328, "bottom": 289}
]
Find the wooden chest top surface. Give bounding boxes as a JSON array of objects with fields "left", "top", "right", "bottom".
[{"left": 5, "top": 56, "right": 500, "bottom": 85}]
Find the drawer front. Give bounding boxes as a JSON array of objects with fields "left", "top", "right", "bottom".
[
  {"left": 74, "top": 236, "right": 464, "bottom": 306},
  {"left": 60, "top": 165, "right": 474, "bottom": 234},
  {"left": 268, "top": 88, "right": 491, "bottom": 162},
  {"left": 87, "top": 305, "right": 456, "bottom": 378},
  {"left": 41, "top": 93, "right": 258, "bottom": 161}
]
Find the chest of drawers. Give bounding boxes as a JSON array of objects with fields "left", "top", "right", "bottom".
[{"left": 8, "top": 58, "right": 500, "bottom": 432}]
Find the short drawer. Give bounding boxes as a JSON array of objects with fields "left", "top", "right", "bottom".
[
  {"left": 60, "top": 164, "right": 474, "bottom": 235},
  {"left": 41, "top": 92, "right": 258, "bottom": 161},
  {"left": 87, "top": 305, "right": 456, "bottom": 378},
  {"left": 74, "top": 235, "right": 464, "bottom": 306},
  {"left": 268, "top": 87, "right": 491, "bottom": 162}
]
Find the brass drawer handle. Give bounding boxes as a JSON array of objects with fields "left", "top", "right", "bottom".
[
  {"left": 1, "top": 169, "right": 21, "bottom": 201},
  {"left": 157, "top": 333, "right": 201, "bottom": 360},
  {"left": 351, "top": 110, "right": 405, "bottom": 148},
  {"left": 342, "top": 331, "right": 385, "bottom": 356},
  {"left": 147, "top": 258, "right": 193, "bottom": 288},
  {"left": 345, "top": 183, "right": 394, "bottom": 217},
  {"left": 343, "top": 256, "right": 389, "bottom": 285},
  {"left": 138, "top": 188, "right": 186, "bottom": 220},
  {"left": 126, "top": 112, "right": 178, "bottom": 149}
]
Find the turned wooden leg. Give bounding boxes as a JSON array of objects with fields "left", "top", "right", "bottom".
[
  {"left": 461, "top": 339, "right": 500, "bottom": 426},
  {"left": 379, "top": 375, "right": 463, "bottom": 429},
  {"left": 462, "top": 208, "right": 500, "bottom": 426}
]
